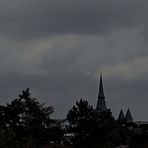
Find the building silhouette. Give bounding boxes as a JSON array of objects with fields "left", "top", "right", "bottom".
[
  {"left": 95, "top": 73, "right": 148, "bottom": 147},
  {"left": 118, "top": 109, "right": 125, "bottom": 121},
  {"left": 96, "top": 74, "right": 111, "bottom": 113},
  {"left": 96, "top": 73, "right": 133, "bottom": 123},
  {"left": 125, "top": 108, "right": 133, "bottom": 123},
  {"left": 118, "top": 108, "right": 133, "bottom": 123}
]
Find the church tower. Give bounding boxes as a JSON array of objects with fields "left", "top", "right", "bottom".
[{"left": 96, "top": 74, "right": 108, "bottom": 112}]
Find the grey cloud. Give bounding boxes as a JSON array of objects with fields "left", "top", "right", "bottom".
[{"left": 0, "top": 0, "right": 148, "bottom": 40}]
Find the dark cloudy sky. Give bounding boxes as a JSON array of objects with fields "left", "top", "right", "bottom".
[{"left": 0, "top": 0, "right": 148, "bottom": 120}]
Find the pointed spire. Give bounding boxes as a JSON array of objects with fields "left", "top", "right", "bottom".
[
  {"left": 118, "top": 109, "right": 125, "bottom": 121},
  {"left": 125, "top": 108, "right": 133, "bottom": 123},
  {"left": 98, "top": 74, "right": 105, "bottom": 100},
  {"left": 96, "top": 73, "right": 107, "bottom": 112}
]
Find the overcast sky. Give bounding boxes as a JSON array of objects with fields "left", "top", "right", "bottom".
[{"left": 0, "top": 0, "right": 148, "bottom": 120}]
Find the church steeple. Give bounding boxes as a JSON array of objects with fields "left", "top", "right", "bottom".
[
  {"left": 98, "top": 74, "right": 105, "bottom": 99},
  {"left": 118, "top": 109, "right": 125, "bottom": 121},
  {"left": 125, "top": 108, "right": 133, "bottom": 123},
  {"left": 96, "top": 74, "right": 107, "bottom": 112}
]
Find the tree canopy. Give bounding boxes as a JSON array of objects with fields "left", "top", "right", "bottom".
[
  {"left": 0, "top": 88, "right": 55, "bottom": 148},
  {"left": 0, "top": 90, "right": 130, "bottom": 148},
  {"left": 66, "top": 99, "right": 129, "bottom": 148}
]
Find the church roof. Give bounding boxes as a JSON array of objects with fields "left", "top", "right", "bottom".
[
  {"left": 118, "top": 109, "right": 125, "bottom": 121},
  {"left": 125, "top": 108, "right": 133, "bottom": 122}
]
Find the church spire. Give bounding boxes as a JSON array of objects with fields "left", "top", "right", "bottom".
[
  {"left": 96, "top": 73, "right": 107, "bottom": 112},
  {"left": 118, "top": 109, "right": 125, "bottom": 121},
  {"left": 98, "top": 74, "right": 105, "bottom": 99},
  {"left": 125, "top": 108, "right": 133, "bottom": 123}
]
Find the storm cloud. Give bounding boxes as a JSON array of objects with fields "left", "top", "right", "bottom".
[{"left": 0, "top": 0, "right": 148, "bottom": 120}]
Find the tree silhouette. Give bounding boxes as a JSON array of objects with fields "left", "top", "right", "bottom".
[
  {"left": 0, "top": 88, "right": 55, "bottom": 148},
  {"left": 0, "top": 90, "right": 130, "bottom": 148},
  {"left": 66, "top": 99, "right": 128, "bottom": 148},
  {"left": 67, "top": 99, "right": 98, "bottom": 148}
]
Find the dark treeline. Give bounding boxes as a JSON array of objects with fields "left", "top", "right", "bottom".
[{"left": 0, "top": 89, "right": 130, "bottom": 148}]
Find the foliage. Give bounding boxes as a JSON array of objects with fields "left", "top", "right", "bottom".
[
  {"left": 0, "top": 88, "right": 56, "bottom": 147},
  {"left": 66, "top": 99, "right": 129, "bottom": 148},
  {"left": 0, "top": 90, "right": 130, "bottom": 148},
  {"left": 67, "top": 99, "right": 98, "bottom": 148}
]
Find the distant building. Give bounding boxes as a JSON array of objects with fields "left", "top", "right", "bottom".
[
  {"left": 96, "top": 74, "right": 110, "bottom": 112},
  {"left": 125, "top": 108, "right": 133, "bottom": 123},
  {"left": 96, "top": 73, "right": 134, "bottom": 123},
  {"left": 95, "top": 73, "right": 148, "bottom": 147},
  {"left": 118, "top": 108, "right": 133, "bottom": 123},
  {"left": 95, "top": 73, "right": 148, "bottom": 128},
  {"left": 118, "top": 109, "right": 125, "bottom": 121}
]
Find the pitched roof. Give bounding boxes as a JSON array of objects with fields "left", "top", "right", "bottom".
[
  {"left": 118, "top": 109, "right": 125, "bottom": 121},
  {"left": 125, "top": 108, "right": 133, "bottom": 122}
]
